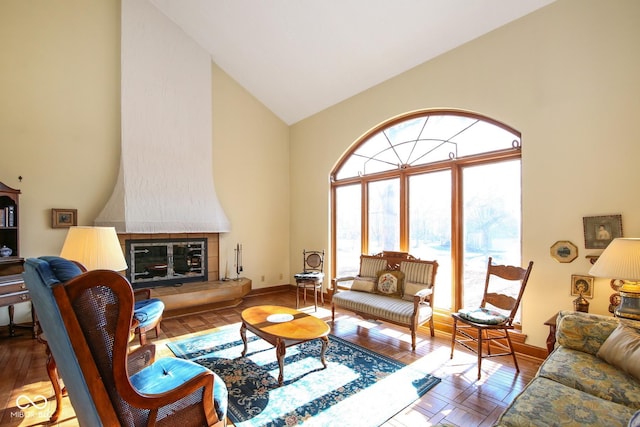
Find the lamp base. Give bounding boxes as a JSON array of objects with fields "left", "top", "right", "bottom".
[{"left": 614, "top": 288, "right": 640, "bottom": 320}]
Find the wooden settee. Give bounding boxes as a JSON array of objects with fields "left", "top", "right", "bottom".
[{"left": 330, "top": 251, "right": 438, "bottom": 350}]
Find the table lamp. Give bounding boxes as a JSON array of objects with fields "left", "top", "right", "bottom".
[
  {"left": 589, "top": 238, "right": 640, "bottom": 320},
  {"left": 60, "top": 226, "right": 128, "bottom": 272}
]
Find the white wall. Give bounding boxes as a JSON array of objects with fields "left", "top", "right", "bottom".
[{"left": 289, "top": 0, "right": 640, "bottom": 348}]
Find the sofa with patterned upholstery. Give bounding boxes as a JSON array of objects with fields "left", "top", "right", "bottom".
[
  {"left": 330, "top": 251, "right": 438, "bottom": 351},
  {"left": 495, "top": 310, "right": 640, "bottom": 427}
]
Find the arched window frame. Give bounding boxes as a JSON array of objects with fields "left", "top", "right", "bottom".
[{"left": 330, "top": 109, "right": 522, "bottom": 318}]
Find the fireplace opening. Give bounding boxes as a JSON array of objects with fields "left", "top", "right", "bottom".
[{"left": 126, "top": 238, "right": 208, "bottom": 289}]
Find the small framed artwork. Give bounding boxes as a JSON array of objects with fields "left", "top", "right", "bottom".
[
  {"left": 550, "top": 240, "right": 578, "bottom": 263},
  {"left": 583, "top": 214, "right": 622, "bottom": 249},
  {"left": 51, "top": 208, "right": 77, "bottom": 228},
  {"left": 571, "top": 274, "right": 594, "bottom": 298}
]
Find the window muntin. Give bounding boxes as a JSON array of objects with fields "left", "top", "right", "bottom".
[{"left": 331, "top": 110, "right": 522, "bottom": 317}]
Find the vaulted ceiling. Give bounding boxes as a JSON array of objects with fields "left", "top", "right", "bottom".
[{"left": 150, "top": 0, "right": 555, "bottom": 125}]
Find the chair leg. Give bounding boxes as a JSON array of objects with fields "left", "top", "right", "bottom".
[
  {"left": 450, "top": 317, "right": 457, "bottom": 359},
  {"left": 313, "top": 285, "right": 318, "bottom": 312},
  {"left": 139, "top": 331, "right": 147, "bottom": 346},
  {"left": 477, "top": 328, "right": 483, "bottom": 380},
  {"left": 505, "top": 329, "right": 520, "bottom": 372}
]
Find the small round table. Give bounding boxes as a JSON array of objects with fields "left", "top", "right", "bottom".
[{"left": 240, "top": 305, "right": 330, "bottom": 386}]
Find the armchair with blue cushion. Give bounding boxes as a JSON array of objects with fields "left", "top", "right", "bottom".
[
  {"left": 58, "top": 256, "right": 165, "bottom": 345},
  {"left": 23, "top": 256, "right": 228, "bottom": 427}
]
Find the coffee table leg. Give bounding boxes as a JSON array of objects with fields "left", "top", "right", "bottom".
[
  {"left": 320, "top": 336, "right": 328, "bottom": 368},
  {"left": 240, "top": 322, "right": 248, "bottom": 357},
  {"left": 276, "top": 338, "right": 286, "bottom": 386}
]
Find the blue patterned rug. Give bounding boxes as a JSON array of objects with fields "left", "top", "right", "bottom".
[{"left": 168, "top": 325, "right": 441, "bottom": 427}]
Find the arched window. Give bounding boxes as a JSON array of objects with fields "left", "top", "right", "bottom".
[{"left": 331, "top": 109, "right": 522, "bottom": 316}]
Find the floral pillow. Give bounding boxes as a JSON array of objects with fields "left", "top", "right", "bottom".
[{"left": 376, "top": 270, "right": 404, "bottom": 298}]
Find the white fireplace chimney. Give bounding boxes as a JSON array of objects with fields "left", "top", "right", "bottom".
[{"left": 95, "top": 0, "right": 229, "bottom": 233}]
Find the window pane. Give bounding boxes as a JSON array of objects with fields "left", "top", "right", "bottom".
[
  {"left": 462, "top": 160, "right": 522, "bottom": 312},
  {"left": 368, "top": 179, "right": 399, "bottom": 254},
  {"left": 335, "top": 185, "right": 362, "bottom": 278},
  {"left": 409, "top": 171, "right": 452, "bottom": 310}
]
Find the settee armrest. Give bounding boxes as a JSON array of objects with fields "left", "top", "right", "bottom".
[
  {"left": 330, "top": 276, "right": 355, "bottom": 296},
  {"left": 413, "top": 287, "right": 433, "bottom": 310}
]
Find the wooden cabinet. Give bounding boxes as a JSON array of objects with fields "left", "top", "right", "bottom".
[{"left": 0, "top": 181, "right": 32, "bottom": 337}]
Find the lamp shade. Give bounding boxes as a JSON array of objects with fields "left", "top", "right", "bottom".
[
  {"left": 589, "top": 238, "right": 640, "bottom": 281},
  {"left": 60, "top": 226, "right": 128, "bottom": 271}
]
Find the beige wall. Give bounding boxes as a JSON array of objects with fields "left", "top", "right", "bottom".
[
  {"left": 212, "top": 64, "right": 290, "bottom": 286},
  {"left": 0, "top": 1, "right": 121, "bottom": 324},
  {"left": 290, "top": 0, "right": 640, "bottom": 347}
]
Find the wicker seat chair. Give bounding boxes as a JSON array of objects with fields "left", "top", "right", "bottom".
[{"left": 24, "top": 256, "right": 227, "bottom": 427}]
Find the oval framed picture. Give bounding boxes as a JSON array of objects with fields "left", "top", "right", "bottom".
[{"left": 550, "top": 240, "right": 578, "bottom": 263}]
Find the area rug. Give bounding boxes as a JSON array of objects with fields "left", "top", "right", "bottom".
[{"left": 168, "top": 325, "right": 441, "bottom": 427}]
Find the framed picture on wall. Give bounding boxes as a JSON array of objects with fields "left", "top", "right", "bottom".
[
  {"left": 571, "top": 274, "right": 594, "bottom": 298},
  {"left": 51, "top": 208, "right": 77, "bottom": 228},
  {"left": 583, "top": 214, "right": 622, "bottom": 249},
  {"left": 550, "top": 240, "right": 578, "bottom": 263}
]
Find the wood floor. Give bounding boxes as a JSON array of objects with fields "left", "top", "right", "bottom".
[{"left": 0, "top": 289, "right": 543, "bottom": 426}]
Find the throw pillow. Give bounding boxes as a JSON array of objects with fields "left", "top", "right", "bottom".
[
  {"left": 596, "top": 323, "right": 640, "bottom": 381},
  {"left": 40, "top": 256, "right": 83, "bottom": 282},
  {"left": 376, "top": 270, "right": 404, "bottom": 297},
  {"left": 350, "top": 276, "right": 376, "bottom": 293}
]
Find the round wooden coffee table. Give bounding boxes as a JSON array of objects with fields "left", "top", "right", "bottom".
[{"left": 240, "top": 305, "right": 330, "bottom": 386}]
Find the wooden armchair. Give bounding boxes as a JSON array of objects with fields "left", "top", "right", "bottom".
[
  {"left": 24, "top": 257, "right": 227, "bottom": 427},
  {"left": 70, "top": 259, "right": 164, "bottom": 345}
]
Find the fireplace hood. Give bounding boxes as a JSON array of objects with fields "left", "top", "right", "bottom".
[
  {"left": 95, "top": 0, "right": 230, "bottom": 234},
  {"left": 94, "top": 155, "right": 230, "bottom": 233}
]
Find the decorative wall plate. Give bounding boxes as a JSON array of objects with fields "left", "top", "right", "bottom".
[{"left": 550, "top": 240, "right": 578, "bottom": 263}]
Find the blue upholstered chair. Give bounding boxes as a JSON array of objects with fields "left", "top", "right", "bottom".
[
  {"left": 23, "top": 256, "right": 228, "bottom": 426},
  {"left": 55, "top": 256, "right": 165, "bottom": 345}
]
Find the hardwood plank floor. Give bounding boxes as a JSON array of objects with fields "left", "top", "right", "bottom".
[{"left": 0, "top": 289, "right": 542, "bottom": 426}]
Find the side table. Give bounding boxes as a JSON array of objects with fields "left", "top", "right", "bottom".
[{"left": 543, "top": 312, "right": 559, "bottom": 355}]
